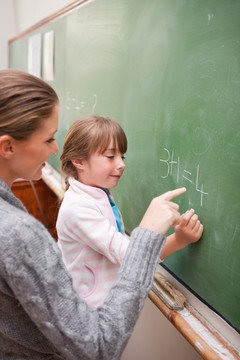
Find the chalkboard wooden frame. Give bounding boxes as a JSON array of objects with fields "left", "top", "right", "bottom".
[{"left": 8, "top": 0, "right": 89, "bottom": 44}]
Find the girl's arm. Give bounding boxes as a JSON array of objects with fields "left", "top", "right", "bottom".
[{"left": 160, "top": 209, "right": 203, "bottom": 260}]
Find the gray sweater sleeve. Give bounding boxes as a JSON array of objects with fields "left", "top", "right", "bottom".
[{"left": 3, "top": 214, "right": 165, "bottom": 360}]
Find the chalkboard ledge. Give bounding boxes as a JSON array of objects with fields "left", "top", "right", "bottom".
[
  {"left": 149, "top": 265, "right": 240, "bottom": 360},
  {"left": 42, "top": 162, "right": 64, "bottom": 200}
]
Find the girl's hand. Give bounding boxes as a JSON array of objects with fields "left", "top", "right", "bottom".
[
  {"left": 139, "top": 187, "right": 186, "bottom": 235},
  {"left": 174, "top": 209, "right": 203, "bottom": 247}
]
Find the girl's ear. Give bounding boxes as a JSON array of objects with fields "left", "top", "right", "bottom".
[
  {"left": 71, "top": 158, "right": 86, "bottom": 170},
  {"left": 0, "top": 135, "right": 15, "bottom": 159}
]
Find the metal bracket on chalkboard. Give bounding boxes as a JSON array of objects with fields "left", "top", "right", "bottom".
[{"left": 151, "top": 272, "right": 186, "bottom": 310}]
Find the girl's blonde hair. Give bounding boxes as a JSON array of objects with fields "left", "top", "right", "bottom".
[
  {"left": 61, "top": 115, "right": 127, "bottom": 189},
  {"left": 0, "top": 69, "right": 59, "bottom": 140}
]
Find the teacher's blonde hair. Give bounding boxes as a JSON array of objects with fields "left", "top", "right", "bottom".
[{"left": 0, "top": 69, "right": 59, "bottom": 140}]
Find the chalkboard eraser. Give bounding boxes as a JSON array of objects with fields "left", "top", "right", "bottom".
[{"left": 151, "top": 272, "right": 186, "bottom": 310}]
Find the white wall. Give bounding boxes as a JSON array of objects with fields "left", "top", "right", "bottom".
[
  {"left": 121, "top": 298, "right": 202, "bottom": 360},
  {"left": 13, "top": 0, "right": 74, "bottom": 34},
  {"left": 0, "top": 0, "right": 73, "bottom": 69},
  {"left": 0, "top": 1, "right": 202, "bottom": 358},
  {"left": 0, "top": 0, "right": 15, "bottom": 69}
]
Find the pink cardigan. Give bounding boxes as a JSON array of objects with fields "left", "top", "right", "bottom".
[{"left": 56, "top": 177, "right": 130, "bottom": 306}]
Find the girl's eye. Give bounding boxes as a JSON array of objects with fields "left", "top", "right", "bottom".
[{"left": 106, "top": 155, "right": 126, "bottom": 160}]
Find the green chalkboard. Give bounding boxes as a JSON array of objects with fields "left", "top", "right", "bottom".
[{"left": 9, "top": 0, "right": 240, "bottom": 332}]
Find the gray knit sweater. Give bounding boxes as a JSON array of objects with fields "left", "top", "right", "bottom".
[{"left": 0, "top": 178, "right": 165, "bottom": 359}]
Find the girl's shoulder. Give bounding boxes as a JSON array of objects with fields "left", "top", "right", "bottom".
[{"left": 63, "top": 179, "right": 107, "bottom": 206}]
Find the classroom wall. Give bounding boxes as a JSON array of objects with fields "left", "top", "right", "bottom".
[
  {"left": 0, "top": 0, "right": 73, "bottom": 69},
  {"left": 2, "top": 1, "right": 202, "bottom": 359},
  {"left": 0, "top": 0, "right": 15, "bottom": 69}
]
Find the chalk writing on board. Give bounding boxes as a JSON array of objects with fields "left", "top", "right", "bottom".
[
  {"left": 160, "top": 148, "right": 208, "bottom": 206},
  {"left": 65, "top": 91, "right": 85, "bottom": 111},
  {"left": 65, "top": 91, "right": 98, "bottom": 114},
  {"left": 92, "top": 94, "right": 98, "bottom": 113},
  {"left": 207, "top": 13, "right": 214, "bottom": 25}
]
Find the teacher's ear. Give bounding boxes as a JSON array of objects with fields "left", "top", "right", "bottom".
[{"left": 0, "top": 135, "right": 15, "bottom": 159}]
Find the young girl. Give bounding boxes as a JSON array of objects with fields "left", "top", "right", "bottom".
[{"left": 57, "top": 116, "right": 203, "bottom": 307}]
